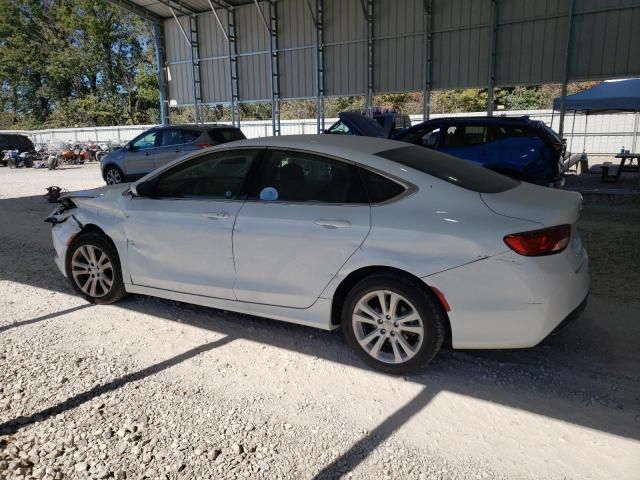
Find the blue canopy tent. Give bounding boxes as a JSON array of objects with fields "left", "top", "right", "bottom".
[
  {"left": 553, "top": 79, "right": 640, "bottom": 112},
  {"left": 553, "top": 79, "right": 640, "bottom": 153}
]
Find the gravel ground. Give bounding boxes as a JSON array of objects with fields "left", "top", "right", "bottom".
[{"left": 1, "top": 164, "right": 639, "bottom": 480}]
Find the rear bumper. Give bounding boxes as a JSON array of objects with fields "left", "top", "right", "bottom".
[{"left": 423, "top": 244, "right": 590, "bottom": 349}]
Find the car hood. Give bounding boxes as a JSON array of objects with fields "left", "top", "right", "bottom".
[
  {"left": 338, "top": 112, "right": 390, "bottom": 138},
  {"left": 61, "top": 184, "right": 131, "bottom": 202}
]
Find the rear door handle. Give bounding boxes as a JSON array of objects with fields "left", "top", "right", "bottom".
[
  {"left": 314, "top": 219, "right": 351, "bottom": 229},
  {"left": 202, "top": 212, "right": 230, "bottom": 220}
]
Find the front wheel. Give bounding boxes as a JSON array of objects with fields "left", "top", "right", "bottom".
[
  {"left": 342, "top": 272, "right": 446, "bottom": 374},
  {"left": 104, "top": 165, "right": 123, "bottom": 185},
  {"left": 66, "top": 232, "right": 126, "bottom": 304}
]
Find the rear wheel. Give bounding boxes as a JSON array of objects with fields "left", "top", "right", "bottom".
[
  {"left": 66, "top": 233, "right": 126, "bottom": 304},
  {"left": 104, "top": 165, "right": 123, "bottom": 185},
  {"left": 342, "top": 272, "right": 446, "bottom": 374}
]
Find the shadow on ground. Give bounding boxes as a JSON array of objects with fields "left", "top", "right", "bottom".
[{"left": 1, "top": 194, "right": 639, "bottom": 477}]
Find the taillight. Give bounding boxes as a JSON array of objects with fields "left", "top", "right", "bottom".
[
  {"left": 504, "top": 225, "right": 571, "bottom": 256},
  {"left": 197, "top": 143, "right": 212, "bottom": 149}
]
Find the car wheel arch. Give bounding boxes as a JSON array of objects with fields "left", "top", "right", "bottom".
[
  {"left": 330, "top": 265, "right": 452, "bottom": 346},
  {"left": 102, "top": 163, "right": 124, "bottom": 180}
]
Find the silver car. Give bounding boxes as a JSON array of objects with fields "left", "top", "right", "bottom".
[{"left": 100, "top": 124, "right": 245, "bottom": 184}]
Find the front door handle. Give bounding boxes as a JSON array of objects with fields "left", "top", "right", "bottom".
[
  {"left": 314, "top": 219, "right": 351, "bottom": 229},
  {"left": 202, "top": 212, "right": 230, "bottom": 220}
]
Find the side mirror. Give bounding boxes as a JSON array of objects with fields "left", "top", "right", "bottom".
[{"left": 132, "top": 180, "right": 154, "bottom": 197}]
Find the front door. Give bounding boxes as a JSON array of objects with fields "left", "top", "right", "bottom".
[
  {"left": 233, "top": 149, "right": 371, "bottom": 308},
  {"left": 125, "top": 129, "right": 159, "bottom": 177},
  {"left": 125, "top": 148, "right": 262, "bottom": 299}
]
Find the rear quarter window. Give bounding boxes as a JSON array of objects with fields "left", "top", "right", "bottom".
[
  {"left": 210, "top": 128, "right": 246, "bottom": 143},
  {"left": 375, "top": 146, "right": 519, "bottom": 194}
]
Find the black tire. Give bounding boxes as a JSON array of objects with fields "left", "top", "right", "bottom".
[
  {"left": 103, "top": 165, "right": 124, "bottom": 185},
  {"left": 341, "top": 272, "right": 446, "bottom": 375},
  {"left": 65, "top": 232, "right": 127, "bottom": 305}
]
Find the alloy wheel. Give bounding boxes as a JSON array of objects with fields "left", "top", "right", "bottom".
[
  {"left": 352, "top": 290, "right": 424, "bottom": 364},
  {"left": 71, "top": 244, "right": 114, "bottom": 298},
  {"left": 105, "top": 168, "right": 122, "bottom": 184}
]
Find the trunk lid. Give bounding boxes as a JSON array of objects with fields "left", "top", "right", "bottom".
[{"left": 480, "top": 182, "right": 582, "bottom": 227}]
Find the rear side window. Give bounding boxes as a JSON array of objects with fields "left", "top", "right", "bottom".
[
  {"left": 359, "top": 168, "right": 406, "bottom": 203},
  {"left": 441, "top": 125, "right": 487, "bottom": 147},
  {"left": 376, "top": 146, "right": 519, "bottom": 193},
  {"left": 254, "top": 150, "right": 368, "bottom": 203},
  {"left": 210, "top": 128, "right": 246, "bottom": 143},
  {"left": 183, "top": 130, "right": 202, "bottom": 143}
]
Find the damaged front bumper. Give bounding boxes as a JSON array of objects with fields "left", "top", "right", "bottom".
[{"left": 46, "top": 206, "right": 83, "bottom": 277}]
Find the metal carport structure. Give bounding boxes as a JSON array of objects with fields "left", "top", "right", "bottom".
[{"left": 107, "top": 0, "right": 640, "bottom": 137}]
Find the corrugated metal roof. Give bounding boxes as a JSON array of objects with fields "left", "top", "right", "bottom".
[{"left": 111, "top": 0, "right": 640, "bottom": 107}]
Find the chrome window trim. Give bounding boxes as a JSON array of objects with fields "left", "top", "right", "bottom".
[{"left": 241, "top": 146, "right": 417, "bottom": 207}]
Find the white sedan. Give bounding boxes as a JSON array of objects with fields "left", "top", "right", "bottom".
[{"left": 47, "top": 135, "right": 589, "bottom": 373}]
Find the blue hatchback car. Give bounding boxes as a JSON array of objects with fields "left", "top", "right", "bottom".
[{"left": 329, "top": 113, "right": 566, "bottom": 186}]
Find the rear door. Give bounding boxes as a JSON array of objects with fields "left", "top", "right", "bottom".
[
  {"left": 232, "top": 149, "right": 371, "bottom": 308},
  {"left": 437, "top": 123, "right": 499, "bottom": 166},
  {"left": 154, "top": 128, "right": 186, "bottom": 169}
]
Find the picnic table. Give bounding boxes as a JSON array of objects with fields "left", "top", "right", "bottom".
[{"left": 601, "top": 152, "right": 640, "bottom": 183}]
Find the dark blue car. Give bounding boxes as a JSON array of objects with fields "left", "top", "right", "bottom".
[{"left": 329, "top": 113, "right": 566, "bottom": 186}]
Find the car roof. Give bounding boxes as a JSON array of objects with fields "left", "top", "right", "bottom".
[
  {"left": 155, "top": 124, "right": 239, "bottom": 131},
  {"left": 427, "top": 116, "right": 534, "bottom": 126},
  {"left": 217, "top": 134, "right": 410, "bottom": 157}
]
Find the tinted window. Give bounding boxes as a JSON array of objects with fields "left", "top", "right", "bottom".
[
  {"left": 326, "top": 121, "right": 351, "bottom": 134},
  {"left": 488, "top": 125, "right": 536, "bottom": 141},
  {"left": 255, "top": 150, "right": 367, "bottom": 203},
  {"left": 153, "top": 149, "right": 259, "bottom": 199},
  {"left": 131, "top": 131, "right": 158, "bottom": 150},
  {"left": 375, "top": 146, "right": 519, "bottom": 193},
  {"left": 210, "top": 128, "right": 246, "bottom": 143},
  {"left": 441, "top": 125, "right": 487, "bottom": 147},
  {"left": 183, "top": 130, "right": 202, "bottom": 143},
  {"left": 359, "top": 168, "right": 406, "bottom": 203},
  {"left": 399, "top": 125, "right": 440, "bottom": 147},
  {"left": 159, "top": 129, "right": 184, "bottom": 146}
]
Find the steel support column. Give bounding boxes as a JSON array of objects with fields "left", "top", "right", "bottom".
[
  {"left": 487, "top": 0, "right": 497, "bottom": 116},
  {"left": 228, "top": 9, "right": 241, "bottom": 127},
  {"left": 153, "top": 23, "right": 171, "bottom": 125},
  {"left": 558, "top": 0, "right": 576, "bottom": 138},
  {"left": 188, "top": 15, "right": 204, "bottom": 124},
  {"left": 422, "top": 0, "right": 433, "bottom": 121},
  {"left": 363, "top": 0, "right": 374, "bottom": 117},
  {"left": 269, "top": 1, "right": 281, "bottom": 135},
  {"left": 314, "top": 0, "right": 325, "bottom": 132}
]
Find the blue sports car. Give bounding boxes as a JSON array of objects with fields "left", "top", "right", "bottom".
[{"left": 326, "top": 112, "right": 566, "bottom": 186}]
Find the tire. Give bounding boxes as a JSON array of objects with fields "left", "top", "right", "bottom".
[
  {"left": 104, "top": 165, "right": 124, "bottom": 185},
  {"left": 342, "top": 272, "right": 446, "bottom": 374},
  {"left": 65, "top": 232, "right": 127, "bottom": 305}
]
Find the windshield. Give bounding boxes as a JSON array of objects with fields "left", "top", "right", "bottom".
[{"left": 375, "top": 146, "right": 519, "bottom": 193}]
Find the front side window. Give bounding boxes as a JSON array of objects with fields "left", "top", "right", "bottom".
[
  {"left": 399, "top": 125, "right": 440, "bottom": 147},
  {"left": 159, "top": 129, "right": 184, "bottom": 147},
  {"left": 152, "top": 149, "right": 260, "bottom": 199},
  {"left": 131, "top": 131, "right": 158, "bottom": 150},
  {"left": 254, "top": 150, "right": 367, "bottom": 203}
]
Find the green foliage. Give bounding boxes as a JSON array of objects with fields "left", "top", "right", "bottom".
[{"left": 0, "top": 0, "right": 160, "bottom": 128}]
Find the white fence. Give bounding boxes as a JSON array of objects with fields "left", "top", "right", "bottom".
[{"left": 3, "top": 109, "right": 639, "bottom": 156}]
